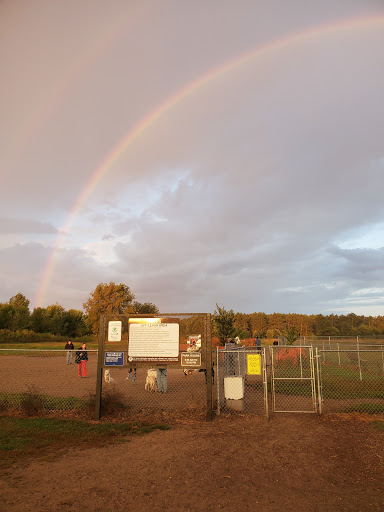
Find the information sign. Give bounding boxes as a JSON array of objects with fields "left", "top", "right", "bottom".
[
  {"left": 108, "top": 321, "right": 122, "bottom": 342},
  {"left": 128, "top": 318, "right": 179, "bottom": 362},
  {"left": 247, "top": 354, "right": 261, "bottom": 375},
  {"left": 188, "top": 334, "right": 201, "bottom": 349},
  {"left": 181, "top": 352, "right": 201, "bottom": 367},
  {"left": 105, "top": 351, "right": 124, "bottom": 366}
]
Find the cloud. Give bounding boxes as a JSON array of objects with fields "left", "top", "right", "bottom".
[
  {"left": 328, "top": 246, "right": 384, "bottom": 278},
  {"left": 1, "top": 1, "right": 384, "bottom": 315},
  {"left": 0, "top": 217, "right": 57, "bottom": 235}
]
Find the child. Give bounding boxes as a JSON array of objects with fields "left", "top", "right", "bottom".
[{"left": 75, "top": 343, "right": 88, "bottom": 378}]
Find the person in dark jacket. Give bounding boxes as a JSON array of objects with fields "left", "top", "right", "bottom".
[
  {"left": 75, "top": 343, "right": 88, "bottom": 378},
  {"left": 65, "top": 340, "right": 74, "bottom": 365}
]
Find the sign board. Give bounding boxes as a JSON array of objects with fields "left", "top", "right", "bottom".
[
  {"left": 188, "top": 334, "right": 201, "bottom": 349},
  {"left": 181, "top": 352, "right": 201, "bottom": 367},
  {"left": 105, "top": 351, "right": 124, "bottom": 366},
  {"left": 108, "top": 321, "right": 122, "bottom": 342},
  {"left": 247, "top": 354, "right": 261, "bottom": 375},
  {"left": 128, "top": 318, "right": 179, "bottom": 362}
]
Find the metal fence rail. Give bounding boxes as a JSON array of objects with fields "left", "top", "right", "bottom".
[
  {"left": 0, "top": 349, "right": 98, "bottom": 412},
  {"left": 317, "top": 348, "right": 384, "bottom": 414},
  {"left": 100, "top": 361, "right": 209, "bottom": 417},
  {"left": 1, "top": 346, "right": 383, "bottom": 417},
  {"left": 270, "top": 346, "right": 317, "bottom": 413},
  {"left": 0, "top": 349, "right": 211, "bottom": 417},
  {"left": 216, "top": 347, "right": 268, "bottom": 417}
]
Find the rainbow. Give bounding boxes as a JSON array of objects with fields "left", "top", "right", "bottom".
[{"left": 34, "top": 14, "right": 384, "bottom": 308}]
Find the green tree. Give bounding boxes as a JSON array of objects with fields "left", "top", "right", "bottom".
[
  {"left": 83, "top": 282, "right": 135, "bottom": 335},
  {"left": 3, "top": 294, "right": 31, "bottom": 330},
  {"left": 133, "top": 301, "right": 159, "bottom": 314},
  {"left": 44, "top": 303, "right": 66, "bottom": 335},
  {"left": 30, "top": 307, "right": 47, "bottom": 333},
  {"left": 212, "top": 304, "right": 236, "bottom": 345},
  {"left": 9, "top": 293, "right": 30, "bottom": 309},
  {"left": 62, "top": 309, "right": 90, "bottom": 337},
  {"left": 284, "top": 326, "right": 299, "bottom": 345},
  {"left": 0, "top": 303, "right": 15, "bottom": 330}
]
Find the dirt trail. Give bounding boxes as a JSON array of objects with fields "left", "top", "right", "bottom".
[{"left": 0, "top": 414, "right": 383, "bottom": 512}]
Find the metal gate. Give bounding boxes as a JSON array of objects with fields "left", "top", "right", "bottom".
[
  {"left": 270, "top": 345, "right": 317, "bottom": 413},
  {"left": 216, "top": 347, "right": 269, "bottom": 417}
]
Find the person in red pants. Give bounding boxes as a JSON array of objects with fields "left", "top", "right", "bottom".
[{"left": 75, "top": 343, "right": 88, "bottom": 378}]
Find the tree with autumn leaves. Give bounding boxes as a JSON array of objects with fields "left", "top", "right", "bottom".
[{"left": 83, "top": 282, "right": 159, "bottom": 335}]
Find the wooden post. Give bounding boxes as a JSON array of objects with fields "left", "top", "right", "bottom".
[
  {"left": 95, "top": 316, "right": 106, "bottom": 420},
  {"left": 206, "top": 313, "right": 213, "bottom": 421}
]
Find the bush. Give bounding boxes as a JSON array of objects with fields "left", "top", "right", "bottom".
[
  {"left": 20, "top": 386, "right": 45, "bottom": 416},
  {"left": 87, "top": 388, "right": 130, "bottom": 417}
]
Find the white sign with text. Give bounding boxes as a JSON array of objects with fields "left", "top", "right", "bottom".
[
  {"left": 108, "top": 321, "right": 122, "bottom": 342},
  {"left": 128, "top": 322, "right": 179, "bottom": 361}
]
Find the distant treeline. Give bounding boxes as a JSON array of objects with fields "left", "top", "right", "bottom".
[
  {"left": 2, "top": 293, "right": 384, "bottom": 341},
  {"left": 0, "top": 329, "right": 94, "bottom": 345},
  {"left": 0, "top": 288, "right": 159, "bottom": 340},
  {"left": 0, "top": 299, "right": 90, "bottom": 339},
  {"left": 232, "top": 312, "right": 384, "bottom": 338}
]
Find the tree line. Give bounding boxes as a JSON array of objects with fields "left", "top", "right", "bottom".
[
  {"left": 231, "top": 311, "right": 384, "bottom": 338},
  {"left": 0, "top": 284, "right": 158, "bottom": 339},
  {"left": 1, "top": 285, "right": 383, "bottom": 342}
]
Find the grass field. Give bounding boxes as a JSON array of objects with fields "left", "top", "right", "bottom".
[{"left": 0, "top": 416, "right": 169, "bottom": 469}]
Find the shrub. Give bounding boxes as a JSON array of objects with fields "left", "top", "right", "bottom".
[{"left": 20, "top": 386, "right": 45, "bottom": 416}]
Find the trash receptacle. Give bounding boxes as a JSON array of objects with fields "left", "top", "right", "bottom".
[{"left": 224, "top": 376, "right": 244, "bottom": 400}]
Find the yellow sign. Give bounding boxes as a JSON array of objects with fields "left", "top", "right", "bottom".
[{"left": 247, "top": 354, "right": 261, "bottom": 375}]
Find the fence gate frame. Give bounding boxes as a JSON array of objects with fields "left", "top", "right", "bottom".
[
  {"left": 216, "top": 346, "right": 269, "bottom": 418},
  {"left": 270, "top": 345, "right": 318, "bottom": 413}
]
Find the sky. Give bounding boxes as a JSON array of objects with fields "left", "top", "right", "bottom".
[{"left": 1, "top": 0, "right": 384, "bottom": 316}]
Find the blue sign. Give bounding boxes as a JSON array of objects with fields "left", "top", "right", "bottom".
[{"left": 105, "top": 351, "right": 124, "bottom": 366}]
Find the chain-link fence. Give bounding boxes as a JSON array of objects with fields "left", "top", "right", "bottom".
[
  {"left": 95, "top": 313, "right": 212, "bottom": 420},
  {"left": 1, "top": 345, "right": 383, "bottom": 417},
  {"left": 301, "top": 340, "right": 384, "bottom": 352},
  {"left": 0, "top": 349, "right": 98, "bottom": 413},
  {"left": 317, "top": 348, "right": 384, "bottom": 414},
  {"left": 215, "top": 347, "right": 268, "bottom": 416},
  {"left": 270, "top": 346, "right": 317, "bottom": 413},
  {"left": 0, "top": 348, "right": 211, "bottom": 419},
  {"left": 100, "top": 360, "right": 209, "bottom": 419}
]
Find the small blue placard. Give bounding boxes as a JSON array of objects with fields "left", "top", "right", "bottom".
[{"left": 105, "top": 351, "right": 124, "bottom": 366}]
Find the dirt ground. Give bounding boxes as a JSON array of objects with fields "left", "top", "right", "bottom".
[{"left": 0, "top": 413, "right": 383, "bottom": 512}]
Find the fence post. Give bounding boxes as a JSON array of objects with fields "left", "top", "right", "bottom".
[
  {"left": 337, "top": 343, "right": 341, "bottom": 366},
  {"left": 315, "top": 347, "right": 322, "bottom": 414},
  {"left": 263, "top": 347, "right": 269, "bottom": 419},
  {"left": 357, "top": 339, "right": 362, "bottom": 382},
  {"left": 299, "top": 345, "right": 303, "bottom": 379},
  {"left": 205, "top": 313, "right": 213, "bottom": 421},
  {"left": 270, "top": 346, "right": 276, "bottom": 412},
  {"left": 216, "top": 346, "right": 220, "bottom": 415},
  {"left": 95, "top": 315, "right": 106, "bottom": 420},
  {"left": 381, "top": 348, "right": 384, "bottom": 376}
]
